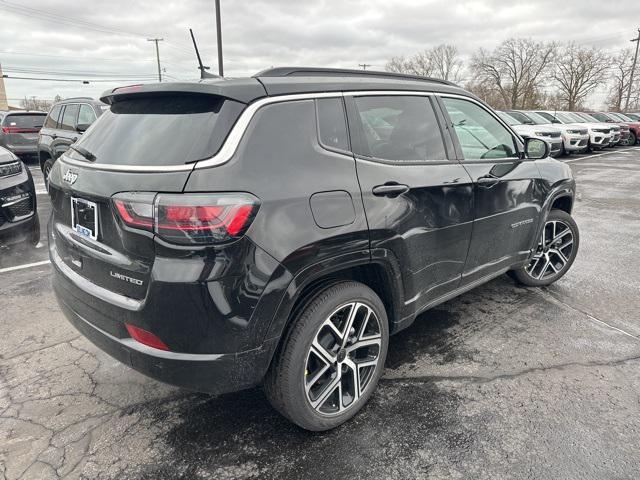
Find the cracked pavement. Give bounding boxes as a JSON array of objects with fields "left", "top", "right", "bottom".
[{"left": 1, "top": 149, "right": 640, "bottom": 479}]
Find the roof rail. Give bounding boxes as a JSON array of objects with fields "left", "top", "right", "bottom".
[
  {"left": 254, "top": 67, "right": 458, "bottom": 87},
  {"left": 60, "top": 96, "right": 94, "bottom": 102}
]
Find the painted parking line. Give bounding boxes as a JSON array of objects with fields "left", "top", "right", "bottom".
[
  {"left": 564, "top": 146, "right": 640, "bottom": 163},
  {"left": 0, "top": 259, "right": 51, "bottom": 274}
]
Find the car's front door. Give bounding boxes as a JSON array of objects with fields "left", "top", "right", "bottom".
[
  {"left": 345, "top": 94, "right": 475, "bottom": 319},
  {"left": 439, "top": 96, "right": 544, "bottom": 286}
]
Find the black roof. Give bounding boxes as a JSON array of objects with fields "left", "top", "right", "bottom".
[{"left": 100, "top": 67, "right": 469, "bottom": 105}]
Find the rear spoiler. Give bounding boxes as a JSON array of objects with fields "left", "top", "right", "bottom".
[{"left": 100, "top": 78, "right": 267, "bottom": 105}]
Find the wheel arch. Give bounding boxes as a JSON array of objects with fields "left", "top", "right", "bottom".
[{"left": 265, "top": 251, "right": 405, "bottom": 350}]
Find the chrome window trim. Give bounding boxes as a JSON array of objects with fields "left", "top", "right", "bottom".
[{"left": 56, "top": 89, "right": 517, "bottom": 173}]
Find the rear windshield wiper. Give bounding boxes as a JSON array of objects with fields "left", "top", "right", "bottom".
[{"left": 69, "top": 145, "right": 97, "bottom": 162}]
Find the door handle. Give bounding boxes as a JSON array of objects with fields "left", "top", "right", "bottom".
[
  {"left": 477, "top": 176, "right": 500, "bottom": 188},
  {"left": 372, "top": 183, "right": 410, "bottom": 197},
  {"left": 51, "top": 134, "right": 57, "bottom": 139}
]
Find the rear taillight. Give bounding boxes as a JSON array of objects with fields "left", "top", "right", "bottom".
[
  {"left": 112, "top": 192, "right": 259, "bottom": 245},
  {"left": 2, "top": 126, "right": 39, "bottom": 134}
]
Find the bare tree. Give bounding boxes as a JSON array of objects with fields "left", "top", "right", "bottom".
[
  {"left": 20, "top": 96, "right": 53, "bottom": 111},
  {"left": 554, "top": 43, "right": 611, "bottom": 110},
  {"left": 385, "top": 51, "right": 434, "bottom": 77},
  {"left": 428, "top": 44, "right": 464, "bottom": 82},
  {"left": 470, "top": 38, "right": 556, "bottom": 109},
  {"left": 607, "top": 48, "right": 639, "bottom": 111}
]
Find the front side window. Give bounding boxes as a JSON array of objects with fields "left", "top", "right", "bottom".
[
  {"left": 442, "top": 97, "right": 517, "bottom": 160},
  {"left": 316, "top": 98, "right": 349, "bottom": 151},
  {"left": 352, "top": 95, "right": 447, "bottom": 162},
  {"left": 59, "top": 104, "right": 79, "bottom": 131}
]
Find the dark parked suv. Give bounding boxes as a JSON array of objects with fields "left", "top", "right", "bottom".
[
  {"left": 37, "top": 97, "right": 106, "bottom": 185},
  {"left": 0, "top": 145, "right": 39, "bottom": 246},
  {"left": 48, "top": 68, "right": 579, "bottom": 430}
]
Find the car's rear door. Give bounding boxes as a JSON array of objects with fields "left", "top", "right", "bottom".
[
  {"left": 345, "top": 93, "right": 474, "bottom": 319},
  {"left": 52, "top": 104, "right": 80, "bottom": 159},
  {"left": 438, "top": 95, "right": 544, "bottom": 286}
]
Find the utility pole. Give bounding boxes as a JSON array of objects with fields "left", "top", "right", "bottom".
[
  {"left": 625, "top": 28, "right": 640, "bottom": 111},
  {"left": 358, "top": 63, "right": 371, "bottom": 70},
  {"left": 215, "top": 0, "right": 223, "bottom": 76},
  {"left": 147, "top": 38, "right": 164, "bottom": 82}
]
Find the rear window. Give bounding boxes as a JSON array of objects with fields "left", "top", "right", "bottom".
[
  {"left": 3, "top": 113, "right": 46, "bottom": 128},
  {"left": 68, "top": 94, "right": 245, "bottom": 166}
]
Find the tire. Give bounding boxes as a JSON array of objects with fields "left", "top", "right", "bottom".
[
  {"left": 628, "top": 131, "right": 637, "bottom": 146},
  {"left": 264, "top": 281, "right": 389, "bottom": 431},
  {"left": 510, "top": 209, "right": 579, "bottom": 287},
  {"left": 43, "top": 158, "right": 54, "bottom": 191}
]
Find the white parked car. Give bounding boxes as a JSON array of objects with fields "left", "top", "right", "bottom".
[
  {"left": 535, "top": 111, "right": 612, "bottom": 151},
  {"left": 518, "top": 111, "right": 589, "bottom": 155},
  {"left": 497, "top": 111, "right": 563, "bottom": 157}
]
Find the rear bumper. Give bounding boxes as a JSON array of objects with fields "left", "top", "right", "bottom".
[
  {"left": 4, "top": 144, "right": 38, "bottom": 155},
  {"left": 54, "top": 268, "right": 279, "bottom": 394},
  {"left": 49, "top": 222, "right": 289, "bottom": 394},
  {"left": 58, "top": 291, "right": 277, "bottom": 394}
]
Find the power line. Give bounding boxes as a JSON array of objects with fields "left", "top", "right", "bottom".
[
  {"left": 0, "top": 0, "right": 193, "bottom": 56},
  {"left": 2, "top": 74, "right": 155, "bottom": 83}
]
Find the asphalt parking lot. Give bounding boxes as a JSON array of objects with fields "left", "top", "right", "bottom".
[{"left": 2, "top": 147, "right": 640, "bottom": 480}]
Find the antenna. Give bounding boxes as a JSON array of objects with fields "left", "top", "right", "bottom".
[{"left": 189, "top": 28, "right": 217, "bottom": 79}]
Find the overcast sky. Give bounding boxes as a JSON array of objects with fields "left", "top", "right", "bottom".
[{"left": 0, "top": 0, "right": 636, "bottom": 107}]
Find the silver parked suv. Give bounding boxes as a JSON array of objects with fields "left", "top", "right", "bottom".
[{"left": 0, "top": 110, "right": 47, "bottom": 158}]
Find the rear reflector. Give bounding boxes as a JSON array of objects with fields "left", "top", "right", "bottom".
[
  {"left": 125, "top": 323, "right": 169, "bottom": 351},
  {"left": 112, "top": 192, "right": 259, "bottom": 245}
]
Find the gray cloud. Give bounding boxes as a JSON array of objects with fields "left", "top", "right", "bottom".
[{"left": 0, "top": 0, "right": 634, "bottom": 105}]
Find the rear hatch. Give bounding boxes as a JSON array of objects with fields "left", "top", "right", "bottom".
[
  {"left": 48, "top": 91, "right": 248, "bottom": 300},
  {"left": 2, "top": 113, "right": 46, "bottom": 148}
]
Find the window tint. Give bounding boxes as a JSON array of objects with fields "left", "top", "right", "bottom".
[
  {"left": 3, "top": 113, "right": 46, "bottom": 128},
  {"left": 506, "top": 111, "right": 534, "bottom": 124},
  {"left": 44, "top": 105, "right": 62, "bottom": 128},
  {"left": 352, "top": 96, "right": 446, "bottom": 161},
  {"left": 442, "top": 98, "right": 517, "bottom": 160},
  {"left": 69, "top": 95, "right": 245, "bottom": 166},
  {"left": 59, "top": 104, "right": 79, "bottom": 131},
  {"left": 316, "top": 98, "right": 349, "bottom": 151},
  {"left": 77, "top": 104, "right": 97, "bottom": 126}
]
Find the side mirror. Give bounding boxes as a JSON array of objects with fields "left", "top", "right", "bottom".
[
  {"left": 524, "top": 137, "right": 549, "bottom": 160},
  {"left": 76, "top": 123, "right": 91, "bottom": 133}
]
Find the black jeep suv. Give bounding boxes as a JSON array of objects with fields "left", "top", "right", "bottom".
[
  {"left": 37, "top": 97, "right": 106, "bottom": 186},
  {"left": 48, "top": 68, "right": 579, "bottom": 431}
]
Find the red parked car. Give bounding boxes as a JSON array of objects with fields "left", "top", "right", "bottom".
[{"left": 607, "top": 112, "right": 640, "bottom": 145}]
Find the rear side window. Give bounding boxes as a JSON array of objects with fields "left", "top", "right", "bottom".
[
  {"left": 59, "top": 104, "right": 79, "bottom": 131},
  {"left": 3, "top": 113, "right": 46, "bottom": 128},
  {"left": 316, "top": 98, "right": 349, "bottom": 152},
  {"left": 44, "top": 105, "right": 62, "bottom": 128},
  {"left": 68, "top": 94, "right": 245, "bottom": 166},
  {"left": 77, "top": 104, "right": 97, "bottom": 126},
  {"left": 352, "top": 96, "right": 447, "bottom": 162}
]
